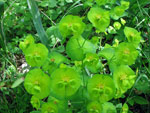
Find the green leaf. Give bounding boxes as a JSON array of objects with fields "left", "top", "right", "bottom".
[
  {"left": 49, "top": 0, "right": 57, "bottom": 7},
  {"left": 27, "top": 0, "right": 49, "bottom": 47},
  {"left": 135, "top": 74, "right": 150, "bottom": 93},
  {"left": 46, "top": 25, "right": 63, "bottom": 41},
  {"left": 128, "top": 99, "right": 134, "bottom": 106},
  {"left": 133, "top": 96, "right": 148, "bottom": 105},
  {"left": 11, "top": 77, "right": 24, "bottom": 88}
]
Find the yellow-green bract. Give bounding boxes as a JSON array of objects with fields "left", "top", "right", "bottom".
[
  {"left": 124, "top": 27, "right": 141, "bottom": 48},
  {"left": 42, "top": 52, "right": 68, "bottom": 74},
  {"left": 110, "top": 6, "right": 125, "bottom": 20},
  {"left": 89, "top": 0, "right": 116, "bottom": 6},
  {"left": 121, "top": 103, "right": 129, "bottom": 113},
  {"left": 87, "top": 101, "right": 102, "bottom": 113},
  {"left": 87, "top": 74, "right": 116, "bottom": 103},
  {"left": 113, "top": 22, "right": 121, "bottom": 30},
  {"left": 83, "top": 53, "right": 102, "bottom": 73},
  {"left": 41, "top": 102, "right": 58, "bottom": 113},
  {"left": 25, "top": 43, "right": 48, "bottom": 67},
  {"left": 88, "top": 7, "right": 110, "bottom": 32},
  {"left": 113, "top": 65, "right": 136, "bottom": 98},
  {"left": 59, "top": 15, "right": 85, "bottom": 38},
  {"left": 30, "top": 96, "right": 40, "bottom": 109},
  {"left": 19, "top": 35, "right": 35, "bottom": 53},
  {"left": 110, "top": 1, "right": 130, "bottom": 20},
  {"left": 51, "top": 68, "right": 81, "bottom": 98},
  {"left": 102, "top": 102, "right": 117, "bottom": 113},
  {"left": 121, "top": 1, "right": 130, "bottom": 10},
  {"left": 24, "top": 69, "right": 51, "bottom": 99},
  {"left": 114, "top": 42, "right": 138, "bottom": 65},
  {"left": 66, "top": 35, "right": 96, "bottom": 61},
  {"left": 95, "top": 0, "right": 107, "bottom": 6}
]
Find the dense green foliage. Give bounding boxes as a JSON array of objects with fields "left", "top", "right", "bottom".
[{"left": 0, "top": 0, "right": 150, "bottom": 113}]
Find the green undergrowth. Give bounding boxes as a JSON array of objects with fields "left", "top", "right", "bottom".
[{"left": 0, "top": 0, "right": 150, "bottom": 113}]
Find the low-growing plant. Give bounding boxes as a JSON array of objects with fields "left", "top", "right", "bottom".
[{"left": 18, "top": 0, "right": 147, "bottom": 113}]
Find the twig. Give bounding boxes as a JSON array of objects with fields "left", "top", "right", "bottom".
[{"left": 40, "top": 10, "right": 56, "bottom": 25}]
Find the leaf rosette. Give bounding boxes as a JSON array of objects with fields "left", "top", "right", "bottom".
[
  {"left": 87, "top": 74, "right": 116, "bottom": 103},
  {"left": 87, "top": 101, "right": 102, "bottom": 113},
  {"left": 51, "top": 68, "right": 81, "bottom": 98},
  {"left": 25, "top": 43, "right": 48, "bottom": 67},
  {"left": 24, "top": 69, "right": 51, "bottom": 99},
  {"left": 59, "top": 15, "right": 85, "bottom": 38},
  {"left": 66, "top": 35, "right": 96, "bottom": 61},
  {"left": 124, "top": 27, "right": 141, "bottom": 48},
  {"left": 41, "top": 102, "right": 58, "bottom": 113},
  {"left": 88, "top": 7, "right": 110, "bottom": 32},
  {"left": 113, "top": 65, "right": 136, "bottom": 98}
]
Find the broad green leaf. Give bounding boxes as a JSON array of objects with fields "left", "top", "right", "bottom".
[
  {"left": 128, "top": 99, "right": 134, "bottom": 106},
  {"left": 134, "top": 96, "right": 148, "bottom": 105},
  {"left": 11, "top": 77, "right": 24, "bottom": 88},
  {"left": 135, "top": 74, "right": 150, "bottom": 93},
  {"left": 27, "top": 0, "right": 49, "bottom": 47}
]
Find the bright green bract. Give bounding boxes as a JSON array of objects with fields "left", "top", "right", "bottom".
[
  {"left": 84, "top": 53, "right": 102, "bottom": 73},
  {"left": 124, "top": 27, "right": 141, "bottom": 48},
  {"left": 114, "top": 42, "right": 138, "bottom": 65},
  {"left": 102, "top": 102, "right": 117, "bottom": 113},
  {"left": 87, "top": 101, "right": 102, "bottom": 113},
  {"left": 95, "top": 0, "right": 107, "bottom": 6},
  {"left": 121, "top": 1, "right": 130, "bottom": 10},
  {"left": 51, "top": 68, "right": 81, "bottom": 98},
  {"left": 41, "top": 102, "right": 58, "bottom": 113},
  {"left": 113, "top": 65, "right": 136, "bottom": 98},
  {"left": 66, "top": 35, "right": 96, "bottom": 61},
  {"left": 30, "top": 96, "right": 40, "bottom": 109},
  {"left": 25, "top": 43, "right": 48, "bottom": 67},
  {"left": 87, "top": 74, "right": 116, "bottom": 103},
  {"left": 59, "top": 15, "right": 85, "bottom": 38},
  {"left": 42, "top": 52, "right": 68, "bottom": 74},
  {"left": 110, "top": 6, "right": 125, "bottom": 20},
  {"left": 24, "top": 69, "right": 51, "bottom": 99},
  {"left": 19, "top": 35, "right": 35, "bottom": 53},
  {"left": 88, "top": 7, "right": 110, "bottom": 32}
]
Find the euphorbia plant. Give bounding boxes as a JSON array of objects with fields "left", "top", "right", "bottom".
[{"left": 19, "top": 0, "right": 142, "bottom": 112}]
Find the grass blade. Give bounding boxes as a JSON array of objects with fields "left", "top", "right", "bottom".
[
  {"left": 0, "top": 1, "right": 7, "bottom": 56},
  {"left": 27, "top": 0, "right": 49, "bottom": 47}
]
